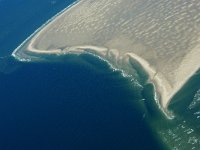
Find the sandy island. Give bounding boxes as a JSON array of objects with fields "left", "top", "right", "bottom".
[{"left": 12, "top": 0, "right": 200, "bottom": 118}]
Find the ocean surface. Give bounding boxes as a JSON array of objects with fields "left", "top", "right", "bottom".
[{"left": 0, "top": 0, "right": 200, "bottom": 150}]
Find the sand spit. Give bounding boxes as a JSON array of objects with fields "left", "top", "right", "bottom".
[{"left": 12, "top": 0, "right": 200, "bottom": 118}]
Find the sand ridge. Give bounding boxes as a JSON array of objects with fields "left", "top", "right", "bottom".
[{"left": 12, "top": 0, "right": 200, "bottom": 118}]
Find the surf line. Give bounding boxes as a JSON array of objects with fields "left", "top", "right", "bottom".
[{"left": 12, "top": 42, "right": 175, "bottom": 119}]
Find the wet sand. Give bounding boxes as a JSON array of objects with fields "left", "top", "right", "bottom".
[{"left": 12, "top": 0, "right": 200, "bottom": 117}]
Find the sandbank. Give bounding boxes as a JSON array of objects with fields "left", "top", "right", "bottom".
[{"left": 12, "top": 0, "right": 200, "bottom": 118}]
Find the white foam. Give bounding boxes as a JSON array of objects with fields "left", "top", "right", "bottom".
[{"left": 12, "top": 0, "right": 200, "bottom": 119}]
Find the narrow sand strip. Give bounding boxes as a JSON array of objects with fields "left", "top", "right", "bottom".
[{"left": 12, "top": 0, "right": 200, "bottom": 118}]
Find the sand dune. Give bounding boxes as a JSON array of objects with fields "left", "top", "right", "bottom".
[{"left": 12, "top": 0, "right": 200, "bottom": 118}]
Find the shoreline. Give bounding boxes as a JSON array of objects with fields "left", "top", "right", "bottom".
[
  {"left": 13, "top": 42, "right": 176, "bottom": 118},
  {"left": 12, "top": 0, "right": 200, "bottom": 119},
  {"left": 12, "top": 0, "right": 79, "bottom": 55}
]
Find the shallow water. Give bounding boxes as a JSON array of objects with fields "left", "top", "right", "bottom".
[
  {"left": 0, "top": 0, "right": 165, "bottom": 149},
  {"left": 0, "top": 55, "right": 164, "bottom": 150},
  {"left": 1, "top": 0, "right": 200, "bottom": 150}
]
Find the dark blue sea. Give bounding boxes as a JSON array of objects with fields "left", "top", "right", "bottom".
[
  {"left": 2, "top": 0, "right": 200, "bottom": 150},
  {"left": 0, "top": 0, "right": 164, "bottom": 149}
]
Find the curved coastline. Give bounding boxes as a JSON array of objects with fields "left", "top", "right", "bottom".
[
  {"left": 12, "top": 41, "right": 175, "bottom": 118},
  {"left": 12, "top": 0, "right": 80, "bottom": 60},
  {"left": 12, "top": 0, "right": 200, "bottom": 119}
]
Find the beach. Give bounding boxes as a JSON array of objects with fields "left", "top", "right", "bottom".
[{"left": 12, "top": 0, "right": 200, "bottom": 117}]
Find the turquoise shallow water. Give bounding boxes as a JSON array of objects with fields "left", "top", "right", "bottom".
[{"left": 1, "top": 0, "right": 200, "bottom": 150}]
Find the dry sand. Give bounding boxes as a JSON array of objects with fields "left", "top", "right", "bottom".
[{"left": 12, "top": 0, "right": 200, "bottom": 117}]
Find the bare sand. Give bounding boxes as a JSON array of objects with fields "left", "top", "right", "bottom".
[{"left": 12, "top": 0, "right": 200, "bottom": 118}]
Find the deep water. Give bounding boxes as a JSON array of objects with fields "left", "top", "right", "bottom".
[
  {"left": 0, "top": 0, "right": 75, "bottom": 57},
  {"left": 0, "top": 55, "right": 164, "bottom": 150},
  {"left": 0, "top": 0, "right": 164, "bottom": 150},
  {"left": 1, "top": 0, "right": 200, "bottom": 150}
]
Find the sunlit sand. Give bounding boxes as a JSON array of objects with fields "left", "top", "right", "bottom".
[{"left": 12, "top": 0, "right": 200, "bottom": 117}]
